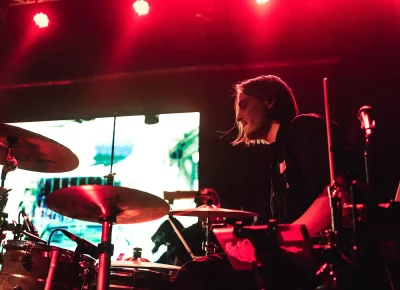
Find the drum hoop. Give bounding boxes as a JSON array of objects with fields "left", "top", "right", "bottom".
[
  {"left": 110, "top": 267, "right": 164, "bottom": 275},
  {"left": 2, "top": 239, "right": 96, "bottom": 263}
]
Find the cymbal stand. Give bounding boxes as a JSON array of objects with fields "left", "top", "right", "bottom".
[
  {"left": 97, "top": 113, "right": 117, "bottom": 290},
  {"left": 202, "top": 211, "right": 212, "bottom": 255},
  {"left": 0, "top": 138, "right": 18, "bottom": 240},
  {"left": 1, "top": 137, "right": 18, "bottom": 187},
  {"left": 0, "top": 189, "right": 11, "bottom": 242},
  {"left": 97, "top": 216, "right": 115, "bottom": 290},
  {"left": 202, "top": 200, "right": 218, "bottom": 256}
]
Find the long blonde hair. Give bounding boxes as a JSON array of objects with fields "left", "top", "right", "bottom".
[{"left": 232, "top": 75, "right": 299, "bottom": 146}]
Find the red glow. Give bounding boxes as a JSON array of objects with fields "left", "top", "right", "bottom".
[
  {"left": 33, "top": 13, "right": 49, "bottom": 28},
  {"left": 133, "top": 0, "right": 149, "bottom": 16},
  {"left": 256, "top": 0, "right": 269, "bottom": 4}
]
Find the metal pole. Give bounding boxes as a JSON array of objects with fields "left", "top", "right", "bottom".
[
  {"left": 97, "top": 220, "right": 113, "bottom": 290},
  {"left": 44, "top": 248, "right": 59, "bottom": 290}
]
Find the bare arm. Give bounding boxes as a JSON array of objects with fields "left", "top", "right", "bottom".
[
  {"left": 292, "top": 176, "right": 348, "bottom": 237},
  {"left": 292, "top": 188, "right": 330, "bottom": 237}
]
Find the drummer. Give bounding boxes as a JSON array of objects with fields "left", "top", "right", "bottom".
[
  {"left": 173, "top": 76, "right": 355, "bottom": 290},
  {"left": 233, "top": 75, "right": 354, "bottom": 236},
  {"left": 171, "top": 188, "right": 223, "bottom": 266}
]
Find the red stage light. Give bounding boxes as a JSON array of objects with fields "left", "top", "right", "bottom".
[
  {"left": 33, "top": 12, "right": 49, "bottom": 28},
  {"left": 256, "top": 0, "right": 269, "bottom": 4},
  {"left": 133, "top": 0, "right": 149, "bottom": 16}
]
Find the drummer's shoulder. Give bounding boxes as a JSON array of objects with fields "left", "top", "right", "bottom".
[
  {"left": 286, "top": 114, "right": 330, "bottom": 139},
  {"left": 289, "top": 114, "right": 326, "bottom": 127}
]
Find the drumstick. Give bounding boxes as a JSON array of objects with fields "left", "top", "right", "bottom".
[
  {"left": 323, "top": 78, "right": 335, "bottom": 184},
  {"left": 44, "top": 248, "right": 59, "bottom": 290},
  {"left": 168, "top": 216, "right": 198, "bottom": 260},
  {"left": 323, "top": 78, "right": 343, "bottom": 236}
]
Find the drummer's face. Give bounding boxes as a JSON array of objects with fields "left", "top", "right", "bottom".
[{"left": 235, "top": 92, "right": 274, "bottom": 141}]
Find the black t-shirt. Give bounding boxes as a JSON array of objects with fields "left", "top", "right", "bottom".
[{"left": 270, "top": 113, "right": 353, "bottom": 223}]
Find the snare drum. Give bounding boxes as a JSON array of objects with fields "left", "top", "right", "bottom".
[
  {"left": 109, "top": 267, "right": 173, "bottom": 290},
  {"left": 0, "top": 240, "right": 96, "bottom": 290}
]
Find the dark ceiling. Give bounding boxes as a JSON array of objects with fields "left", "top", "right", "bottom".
[{"left": 0, "top": 0, "right": 399, "bottom": 83}]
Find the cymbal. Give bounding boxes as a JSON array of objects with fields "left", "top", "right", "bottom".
[
  {"left": 169, "top": 205, "right": 259, "bottom": 219},
  {"left": 0, "top": 123, "right": 79, "bottom": 173},
  {"left": 111, "top": 260, "right": 181, "bottom": 271},
  {"left": 45, "top": 185, "right": 170, "bottom": 224}
]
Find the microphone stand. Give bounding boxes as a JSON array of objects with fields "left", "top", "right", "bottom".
[
  {"left": 357, "top": 106, "right": 375, "bottom": 187},
  {"left": 70, "top": 240, "right": 84, "bottom": 290},
  {"left": 10, "top": 221, "right": 47, "bottom": 243}
]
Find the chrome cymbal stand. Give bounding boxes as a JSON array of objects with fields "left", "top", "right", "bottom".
[{"left": 97, "top": 113, "right": 117, "bottom": 290}]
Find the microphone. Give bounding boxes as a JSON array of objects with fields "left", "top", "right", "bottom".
[
  {"left": 21, "top": 210, "right": 39, "bottom": 237},
  {"left": 357, "top": 106, "right": 375, "bottom": 139},
  {"left": 60, "top": 229, "right": 99, "bottom": 259},
  {"left": 8, "top": 221, "right": 47, "bottom": 244}
]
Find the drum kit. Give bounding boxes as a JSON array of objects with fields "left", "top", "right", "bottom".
[
  {"left": 0, "top": 121, "right": 259, "bottom": 290},
  {"left": 0, "top": 88, "right": 396, "bottom": 289}
]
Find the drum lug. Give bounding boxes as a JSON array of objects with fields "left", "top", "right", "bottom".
[
  {"left": 20, "top": 252, "right": 32, "bottom": 271},
  {"left": 80, "top": 260, "right": 91, "bottom": 275}
]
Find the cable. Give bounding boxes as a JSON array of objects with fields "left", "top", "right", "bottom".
[
  {"left": 18, "top": 210, "right": 23, "bottom": 225},
  {"left": 47, "top": 228, "right": 64, "bottom": 248}
]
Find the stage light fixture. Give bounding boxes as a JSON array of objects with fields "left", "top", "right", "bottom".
[
  {"left": 256, "top": 0, "right": 269, "bottom": 4},
  {"left": 133, "top": 0, "right": 149, "bottom": 16},
  {"left": 33, "top": 12, "right": 49, "bottom": 28}
]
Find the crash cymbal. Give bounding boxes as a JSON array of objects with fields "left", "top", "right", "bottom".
[
  {"left": 0, "top": 123, "right": 79, "bottom": 173},
  {"left": 45, "top": 185, "right": 170, "bottom": 224},
  {"left": 111, "top": 261, "right": 181, "bottom": 271},
  {"left": 169, "top": 205, "right": 259, "bottom": 219}
]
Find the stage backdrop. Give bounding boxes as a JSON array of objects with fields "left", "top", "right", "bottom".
[{"left": 4, "top": 112, "right": 200, "bottom": 261}]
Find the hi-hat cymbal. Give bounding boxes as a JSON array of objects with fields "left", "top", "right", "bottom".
[
  {"left": 0, "top": 123, "right": 79, "bottom": 173},
  {"left": 45, "top": 185, "right": 170, "bottom": 224},
  {"left": 169, "top": 205, "right": 259, "bottom": 219},
  {"left": 111, "top": 261, "right": 181, "bottom": 271}
]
